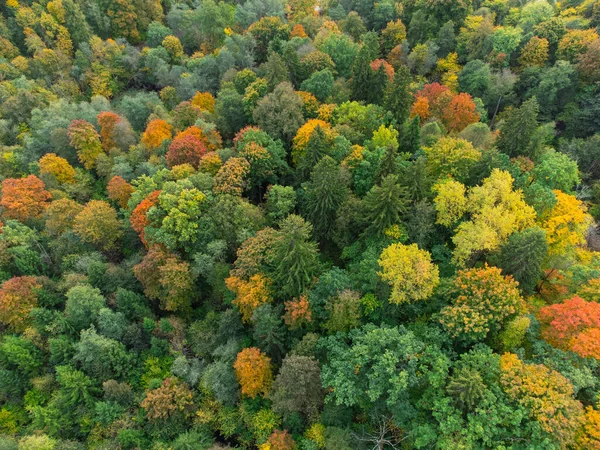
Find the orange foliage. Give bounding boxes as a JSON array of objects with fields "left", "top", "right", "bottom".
[
  {"left": 141, "top": 119, "right": 173, "bottom": 150},
  {"left": 442, "top": 92, "right": 479, "bottom": 132},
  {"left": 267, "top": 429, "right": 297, "bottom": 450},
  {"left": 213, "top": 157, "right": 250, "bottom": 196},
  {"left": 141, "top": 378, "right": 195, "bottom": 422},
  {"left": 233, "top": 347, "right": 273, "bottom": 398},
  {"left": 130, "top": 190, "right": 161, "bottom": 246},
  {"left": 0, "top": 276, "right": 41, "bottom": 332},
  {"left": 414, "top": 83, "right": 453, "bottom": 119},
  {"left": 226, "top": 273, "right": 272, "bottom": 322},
  {"left": 166, "top": 134, "right": 208, "bottom": 168},
  {"left": 97, "top": 111, "right": 121, "bottom": 150},
  {"left": 39, "top": 153, "right": 76, "bottom": 184},
  {"left": 410, "top": 96, "right": 429, "bottom": 122},
  {"left": 190, "top": 91, "right": 215, "bottom": 113},
  {"left": 290, "top": 24, "right": 308, "bottom": 38},
  {"left": 539, "top": 296, "right": 600, "bottom": 359},
  {"left": 283, "top": 295, "right": 312, "bottom": 329},
  {"left": 176, "top": 125, "right": 222, "bottom": 152},
  {"left": 500, "top": 353, "right": 584, "bottom": 444},
  {"left": 107, "top": 176, "right": 133, "bottom": 209},
  {"left": 370, "top": 59, "right": 395, "bottom": 81},
  {"left": 1, "top": 175, "right": 51, "bottom": 221}
]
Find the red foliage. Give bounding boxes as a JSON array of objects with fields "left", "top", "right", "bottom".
[
  {"left": 539, "top": 296, "right": 600, "bottom": 359},
  {"left": 166, "top": 134, "right": 208, "bottom": 168},
  {"left": 414, "top": 83, "right": 453, "bottom": 119},
  {"left": 1, "top": 175, "right": 51, "bottom": 222},
  {"left": 130, "top": 190, "right": 161, "bottom": 246}
]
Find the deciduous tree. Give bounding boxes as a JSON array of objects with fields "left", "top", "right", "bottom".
[
  {"left": 233, "top": 347, "right": 273, "bottom": 398},
  {"left": 1, "top": 175, "right": 51, "bottom": 222}
]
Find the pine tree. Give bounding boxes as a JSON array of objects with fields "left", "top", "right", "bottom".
[
  {"left": 385, "top": 66, "right": 412, "bottom": 127},
  {"left": 399, "top": 116, "right": 421, "bottom": 155},
  {"left": 496, "top": 97, "right": 539, "bottom": 158},
  {"left": 362, "top": 174, "right": 410, "bottom": 235}
]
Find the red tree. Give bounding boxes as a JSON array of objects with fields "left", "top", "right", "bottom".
[
  {"left": 539, "top": 296, "right": 600, "bottom": 359},
  {"left": 130, "top": 190, "right": 161, "bottom": 246},
  {"left": 97, "top": 111, "right": 121, "bottom": 150},
  {"left": 166, "top": 134, "right": 208, "bottom": 168}
]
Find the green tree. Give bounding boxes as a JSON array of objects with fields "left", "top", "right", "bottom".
[
  {"left": 271, "top": 214, "right": 320, "bottom": 297},
  {"left": 362, "top": 174, "right": 409, "bottom": 235},
  {"left": 253, "top": 82, "right": 304, "bottom": 143},
  {"left": 490, "top": 227, "right": 548, "bottom": 295},
  {"left": 496, "top": 97, "right": 540, "bottom": 158}
]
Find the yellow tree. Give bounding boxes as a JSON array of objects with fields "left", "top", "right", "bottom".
[
  {"left": 424, "top": 137, "right": 481, "bottom": 182},
  {"left": 378, "top": 243, "right": 440, "bottom": 304},
  {"left": 39, "top": 153, "right": 76, "bottom": 184},
  {"left": 141, "top": 119, "right": 173, "bottom": 150},
  {"left": 225, "top": 274, "right": 272, "bottom": 322},
  {"left": 234, "top": 347, "right": 273, "bottom": 398},
  {"left": 451, "top": 169, "right": 536, "bottom": 266},
  {"left": 433, "top": 179, "right": 468, "bottom": 226},
  {"left": 500, "top": 353, "right": 585, "bottom": 446},
  {"left": 539, "top": 190, "right": 592, "bottom": 255}
]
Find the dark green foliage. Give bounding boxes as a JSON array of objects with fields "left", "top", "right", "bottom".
[{"left": 362, "top": 174, "right": 409, "bottom": 235}]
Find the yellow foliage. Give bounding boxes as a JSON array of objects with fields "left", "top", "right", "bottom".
[
  {"left": 39, "top": 153, "right": 75, "bottom": 184},
  {"left": 539, "top": 190, "right": 593, "bottom": 255},
  {"left": 226, "top": 273, "right": 272, "bottom": 322},
  {"left": 291, "top": 119, "right": 333, "bottom": 164},
  {"left": 433, "top": 179, "right": 468, "bottom": 226},
  {"left": 378, "top": 243, "right": 440, "bottom": 304}
]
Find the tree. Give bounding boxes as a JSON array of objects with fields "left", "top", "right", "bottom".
[
  {"left": 496, "top": 97, "right": 539, "bottom": 157},
  {"left": 64, "top": 285, "right": 106, "bottom": 331},
  {"left": 319, "top": 324, "right": 441, "bottom": 414},
  {"left": 0, "top": 276, "right": 41, "bottom": 332},
  {"left": 271, "top": 215, "right": 320, "bottom": 297},
  {"left": 300, "top": 69, "right": 334, "bottom": 102},
  {"left": 270, "top": 355, "right": 323, "bottom": 420},
  {"left": 1, "top": 175, "right": 51, "bottom": 222},
  {"left": 107, "top": 176, "right": 133, "bottom": 209},
  {"left": 67, "top": 119, "right": 104, "bottom": 169},
  {"left": 492, "top": 227, "right": 548, "bottom": 294},
  {"left": 215, "top": 84, "right": 248, "bottom": 139},
  {"left": 141, "top": 119, "right": 173, "bottom": 150},
  {"left": 166, "top": 134, "right": 208, "bottom": 168},
  {"left": 74, "top": 327, "right": 131, "bottom": 380},
  {"left": 578, "top": 39, "right": 600, "bottom": 82},
  {"left": 233, "top": 347, "right": 273, "bottom": 398},
  {"left": 385, "top": 66, "right": 412, "bottom": 126},
  {"left": 451, "top": 169, "right": 536, "bottom": 266},
  {"left": 253, "top": 82, "right": 304, "bottom": 143},
  {"left": 130, "top": 190, "right": 161, "bottom": 246},
  {"left": 213, "top": 157, "right": 251, "bottom": 196},
  {"left": 44, "top": 198, "right": 83, "bottom": 236},
  {"left": 440, "top": 265, "right": 523, "bottom": 342},
  {"left": 362, "top": 174, "right": 409, "bottom": 235},
  {"left": 323, "top": 289, "right": 362, "bottom": 333},
  {"left": 283, "top": 295, "right": 312, "bottom": 329},
  {"left": 424, "top": 137, "right": 482, "bottom": 182},
  {"left": 519, "top": 36, "right": 549, "bottom": 68},
  {"left": 499, "top": 353, "right": 584, "bottom": 446},
  {"left": 73, "top": 200, "right": 123, "bottom": 251},
  {"left": 442, "top": 93, "right": 479, "bottom": 132},
  {"left": 378, "top": 243, "right": 440, "bottom": 304},
  {"left": 539, "top": 296, "right": 600, "bottom": 359},
  {"left": 266, "top": 429, "right": 297, "bottom": 450},
  {"left": 433, "top": 179, "right": 468, "bottom": 226},
  {"left": 141, "top": 378, "right": 195, "bottom": 422},
  {"left": 303, "top": 156, "right": 349, "bottom": 241},
  {"left": 97, "top": 111, "right": 121, "bottom": 150},
  {"left": 539, "top": 190, "right": 592, "bottom": 255},
  {"left": 39, "top": 153, "right": 76, "bottom": 184},
  {"left": 225, "top": 274, "right": 272, "bottom": 323}
]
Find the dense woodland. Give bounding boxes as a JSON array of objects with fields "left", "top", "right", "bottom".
[{"left": 0, "top": 0, "right": 600, "bottom": 448}]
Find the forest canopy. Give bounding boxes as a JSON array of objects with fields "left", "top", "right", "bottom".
[{"left": 0, "top": 0, "right": 599, "bottom": 448}]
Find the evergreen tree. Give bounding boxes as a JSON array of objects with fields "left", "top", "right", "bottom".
[
  {"left": 496, "top": 97, "right": 540, "bottom": 157},
  {"left": 399, "top": 116, "right": 421, "bottom": 155},
  {"left": 385, "top": 66, "right": 412, "bottom": 127},
  {"left": 362, "top": 174, "right": 410, "bottom": 235}
]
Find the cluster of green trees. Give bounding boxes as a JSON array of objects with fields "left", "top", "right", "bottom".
[{"left": 0, "top": 0, "right": 600, "bottom": 448}]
